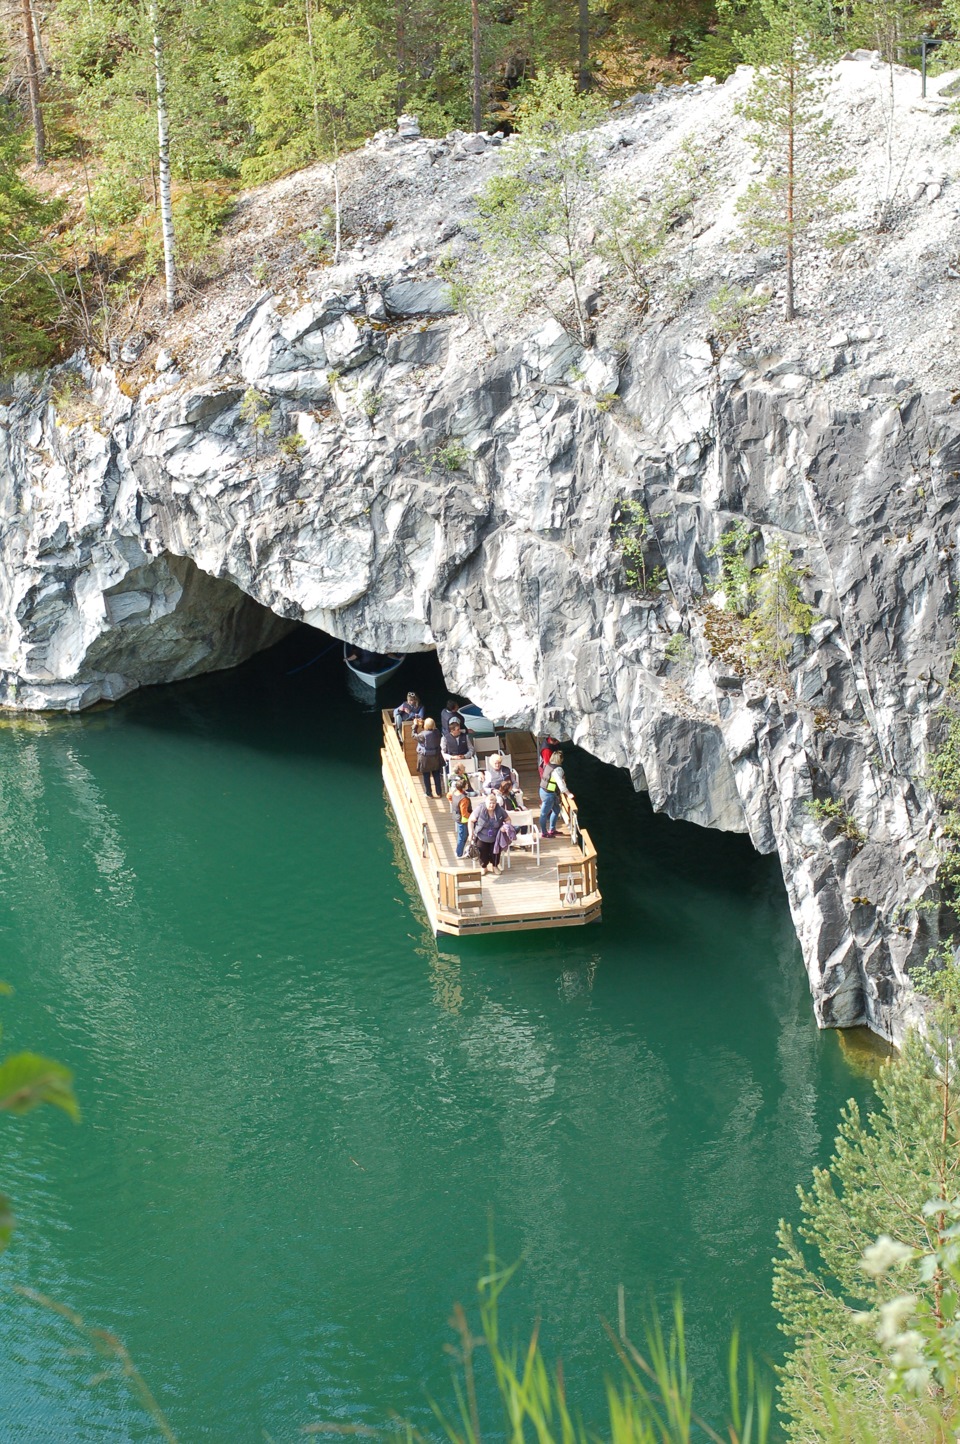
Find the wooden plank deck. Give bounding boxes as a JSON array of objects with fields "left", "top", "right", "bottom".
[{"left": 381, "top": 712, "right": 601, "bottom": 936}]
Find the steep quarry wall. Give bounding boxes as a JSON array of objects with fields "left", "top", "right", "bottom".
[{"left": 2, "top": 54, "right": 959, "bottom": 1039}]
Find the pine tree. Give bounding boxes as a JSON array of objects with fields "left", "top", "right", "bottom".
[
  {"left": 244, "top": 0, "right": 395, "bottom": 175},
  {"left": 20, "top": 0, "right": 44, "bottom": 168},
  {"left": 737, "top": 0, "right": 848, "bottom": 321},
  {"left": 0, "top": 118, "right": 64, "bottom": 372}
]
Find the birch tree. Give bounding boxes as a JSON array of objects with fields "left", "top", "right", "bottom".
[{"left": 148, "top": 0, "right": 176, "bottom": 313}]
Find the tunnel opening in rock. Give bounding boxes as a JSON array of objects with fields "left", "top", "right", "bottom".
[{"left": 9, "top": 553, "right": 295, "bottom": 712}]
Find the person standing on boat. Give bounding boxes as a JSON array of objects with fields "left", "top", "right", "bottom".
[
  {"left": 441, "top": 720, "right": 475, "bottom": 768},
  {"left": 539, "top": 750, "right": 572, "bottom": 838},
  {"left": 394, "top": 691, "right": 425, "bottom": 728},
  {"left": 469, "top": 792, "right": 508, "bottom": 875},
  {"left": 539, "top": 736, "right": 562, "bottom": 778},
  {"left": 447, "top": 775, "right": 474, "bottom": 860},
  {"left": 441, "top": 699, "right": 466, "bottom": 735},
  {"left": 416, "top": 718, "right": 444, "bottom": 797}
]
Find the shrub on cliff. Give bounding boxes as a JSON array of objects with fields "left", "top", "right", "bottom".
[
  {"left": 0, "top": 121, "right": 66, "bottom": 375},
  {"left": 772, "top": 978, "right": 960, "bottom": 1441},
  {"left": 472, "top": 70, "right": 605, "bottom": 347}
]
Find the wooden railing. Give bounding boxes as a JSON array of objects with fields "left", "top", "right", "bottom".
[
  {"left": 382, "top": 712, "right": 483, "bottom": 919},
  {"left": 557, "top": 828, "right": 599, "bottom": 905}
]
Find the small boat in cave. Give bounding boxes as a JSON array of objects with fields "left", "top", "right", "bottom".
[
  {"left": 343, "top": 643, "right": 405, "bottom": 689},
  {"left": 459, "top": 703, "right": 497, "bottom": 736},
  {"left": 381, "top": 711, "right": 601, "bottom": 936}
]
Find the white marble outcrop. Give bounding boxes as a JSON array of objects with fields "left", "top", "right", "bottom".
[{"left": 0, "top": 290, "right": 954, "bottom": 1044}]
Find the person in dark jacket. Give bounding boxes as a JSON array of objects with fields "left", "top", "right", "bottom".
[
  {"left": 441, "top": 699, "right": 466, "bottom": 735},
  {"left": 416, "top": 718, "right": 444, "bottom": 796},
  {"left": 539, "top": 736, "right": 562, "bottom": 777},
  {"left": 441, "top": 720, "right": 475, "bottom": 767},
  {"left": 394, "top": 692, "right": 425, "bottom": 728}
]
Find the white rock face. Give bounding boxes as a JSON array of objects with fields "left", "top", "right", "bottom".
[{"left": 3, "top": 53, "right": 960, "bottom": 1041}]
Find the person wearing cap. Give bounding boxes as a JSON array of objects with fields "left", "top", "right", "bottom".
[
  {"left": 441, "top": 719, "right": 475, "bottom": 766},
  {"left": 394, "top": 691, "right": 425, "bottom": 728}
]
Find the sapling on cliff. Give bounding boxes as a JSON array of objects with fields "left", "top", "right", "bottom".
[
  {"left": 473, "top": 70, "right": 604, "bottom": 346},
  {"left": 737, "top": 0, "right": 850, "bottom": 321}
]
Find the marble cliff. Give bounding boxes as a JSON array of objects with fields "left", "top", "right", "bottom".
[{"left": 2, "top": 55, "right": 960, "bottom": 1039}]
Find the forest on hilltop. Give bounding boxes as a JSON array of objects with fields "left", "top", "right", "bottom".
[{"left": 0, "top": 0, "right": 954, "bottom": 372}]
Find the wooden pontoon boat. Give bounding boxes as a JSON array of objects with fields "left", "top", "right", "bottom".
[{"left": 381, "top": 711, "right": 601, "bottom": 936}]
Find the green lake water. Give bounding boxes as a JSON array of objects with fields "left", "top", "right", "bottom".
[{"left": 0, "top": 634, "right": 873, "bottom": 1442}]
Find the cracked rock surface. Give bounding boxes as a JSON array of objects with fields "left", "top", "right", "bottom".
[{"left": 2, "top": 53, "right": 960, "bottom": 1040}]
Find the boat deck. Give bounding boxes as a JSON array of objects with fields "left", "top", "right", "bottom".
[{"left": 381, "top": 713, "right": 601, "bottom": 936}]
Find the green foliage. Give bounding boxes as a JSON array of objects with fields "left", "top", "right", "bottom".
[
  {"left": 0, "top": 992, "right": 79, "bottom": 1254},
  {"left": 473, "top": 70, "right": 606, "bottom": 346},
  {"left": 708, "top": 282, "right": 771, "bottom": 345},
  {"left": 598, "top": 139, "right": 714, "bottom": 318},
  {"left": 710, "top": 521, "right": 757, "bottom": 615},
  {"left": 750, "top": 537, "right": 817, "bottom": 670},
  {"left": 841, "top": 0, "right": 925, "bottom": 65},
  {"left": 0, "top": 121, "right": 67, "bottom": 375},
  {"left": 432, "top": 438, "right": 471, "bottom": 472},
  {"left": 707, "top": 527, "right": 816, "bottom": 678},
  {"left": 772, "top": 998, "right": 960, "bottom": 1442},
  {"left": 805, "top": 797, "right": 866, "bottom": 846},
  {"left": 927, "top": 618, "right": 960, "bottom": 933},
  {"left": 736, "top": 0, "right": 850, "bottom": 320},
  {"left": 299, "top": 228, "right": 332, "bottom": 261},
  {"left": 239, "top": 386, "right": 273, "bottom": 453},
  {"left": 173, "top": 190, "right": 233, "bottom": 266},
  {"left": 434, "top": 1249, "right": 772, "bottom": 1444},
  {"left": 665, "top": 632, "right": 693, "bottom": 666},
  {"left": 613, "top": 498, "right": 663, "bottom": 594},
  {"left": 241, "top": 1, "right": 396, "bottom": 183},
  {"left": 686, "top": 0, "right": 766, "bottom": 80},
  {"left": 278, "top": 430, "right": 307, "bottom": 457},
  {"left": 359, "top": 387, "right": 382, "bottom": 419}
]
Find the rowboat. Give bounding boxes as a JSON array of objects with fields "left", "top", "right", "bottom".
[
  {"left": 343, "top": 644, "right": 405, "bottom": 689},
  {"left": 381, "top": 711, "right": 601, "bottom": 936}
]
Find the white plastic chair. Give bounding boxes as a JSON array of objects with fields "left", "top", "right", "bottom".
[{"left": 503, "top": 810, "right": 540, "bottom": 866}]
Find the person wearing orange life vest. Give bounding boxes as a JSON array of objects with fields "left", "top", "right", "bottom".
[{"left": 447, "top": 774, "right": 474, "bottom": 860}]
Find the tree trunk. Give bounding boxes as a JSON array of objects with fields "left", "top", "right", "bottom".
[
  {"left": 471, "top": 0, "right": 482, "bottom": 132},
  {"left": 785, "top": 61, "right": 795, "bottom": 322},
  {"left": 32, "top": 0, "right": 49, "bottom": 79},
  {"left": 396, "top": 0, "right": 407, "bottom": 111},
  {"left": 332, "top": 126, "right": 342, "bottom": 264},
  {"left": 577, "top": 0, "right": 589, "bottom": 93},
  {"left": 305, "top": 0, "right": 322, "bottom": 150},
  {"left": 21, "top": 0, "right": 45, "bottom": 168},
  {"left": 149, "top": 0, "right": 177, "bottom": 314}
]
